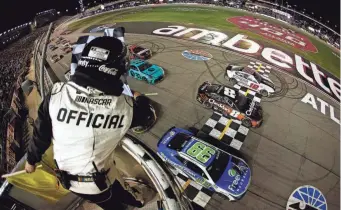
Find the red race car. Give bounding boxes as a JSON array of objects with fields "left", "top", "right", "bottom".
[{"left": 129, "top": 45, "right": 152, "bottom": 60}]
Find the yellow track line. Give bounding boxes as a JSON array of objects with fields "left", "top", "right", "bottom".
[
  {"left": 244, "top": 89, "right": 251, "bottom": 96},
  {"left": 218, "top": 119, "right": 232, "bottom": 140},
  {"left": 181, "top": 179, "right": 192, "bottom": 192},
  {"left": 256, "top": 63, "right": 262, "bottom": 72}
]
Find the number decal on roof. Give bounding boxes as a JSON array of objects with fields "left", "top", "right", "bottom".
[
  {"left": 186, "top": 142, "right": 216, "bottom": 163},
  {"left": 250, "top": 83, "right": 259, "bottom": 90},
  {"left": 224, "top": 87, "right": 236, "bottom": 98}
]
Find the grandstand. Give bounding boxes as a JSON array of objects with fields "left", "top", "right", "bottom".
[
  {"left": 78, "top": 0, "right": 340, "bottom": 49},
  {"left": 240, "top": 0, "right": 340, "bottom": 49},
  {"left": 33, "top": 9, "right": 57, "bottom": 28},
  {"left": 0, "top": 24, "right": 31, "bottom": 50}
]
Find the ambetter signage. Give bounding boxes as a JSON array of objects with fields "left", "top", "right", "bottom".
[
  {"left": 152, "top": 25, "right": 340, "bottom": 102},
  {"left": 228, "top": 16, "right": 318, "bottom": 53}
]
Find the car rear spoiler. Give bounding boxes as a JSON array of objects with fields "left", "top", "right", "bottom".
[
  {"left": 157, "top": 126, "right": 175, "bottom": 147},
  {"left": 198, "top": 81, "right": 210, "bottom": 93}
]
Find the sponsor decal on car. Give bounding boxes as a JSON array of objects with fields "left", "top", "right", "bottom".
[
  {"left": 228, "top": 169, "right": 237, "bottom": 177},
  {"left": 161, "top": 133, "right": 172, "bottom": 145},
  {"left": 287, "top": 185, "right": 327, "bottom": 210},
  {"left": 196, "top": 177, "right": 212, "bottom": 188},
  {"left": 227, "top": 16, "right": 317, "bottom": 53},
  {"left": 245, "top": 100, "right": 256, "bottom": 116},
  {"left": 208, "top": 98, "right": 232, "bottom": 113},
  {"left": 152, "top": 25, "right": 340, "bottom": 102},
  {"left": 169, "top": 131, "right": 175, "bottom": 136}
]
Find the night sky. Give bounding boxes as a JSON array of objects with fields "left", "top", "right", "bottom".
[
  {"left": 0, "top": 0, "right": 339, "bottom": 33},
  {"left": 280, "top": 0, "right": 340, "bottom": 31}
]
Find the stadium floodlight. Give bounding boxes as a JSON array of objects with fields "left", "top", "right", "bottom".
[
  {"left": 57, "top": 11, "right": 60, "bottom": 14},
  {"left": 66, "top": 9, "right": 68, "bottom": 12}
]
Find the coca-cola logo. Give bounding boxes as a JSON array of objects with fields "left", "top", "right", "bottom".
[
  {"left": 227, "top": 16, "right": 317, "bottom": 53},
  {"left": 99, "top": 65, "right": 118, "bottom": 76}
]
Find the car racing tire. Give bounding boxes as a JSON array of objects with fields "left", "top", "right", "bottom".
[
  {"left": 260, "top": 89, "right": 269, "bottom": 97},
  {"left": 242, "top": 118, "right": 252, "bottom": 128},
  {"left": 258, "top": 106, "right": 263, "bottom": 117},
  {"left": 229, "top": 78, "right": 238, "bottom": 85},
  {"left": 203, "top": 100, "right": 213, "bottom": 109}
]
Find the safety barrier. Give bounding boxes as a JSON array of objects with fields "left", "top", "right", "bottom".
[{"left": 122, "top": 134, "right": 192, "bottom": 210}]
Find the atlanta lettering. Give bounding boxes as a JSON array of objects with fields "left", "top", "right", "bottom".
[
  {"left": 75, "top": 96, "right": 112, "bottom": 106},
  {"left": 57, "top": 108, "right": 125, "bottom": 129}
]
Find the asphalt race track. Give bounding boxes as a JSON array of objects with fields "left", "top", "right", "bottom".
[{"left": 45, "top": 30, "right": 340, "bottom": 210}]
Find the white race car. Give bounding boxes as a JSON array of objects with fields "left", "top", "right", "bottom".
[{"left": 225, "top": 65, "right": 275, "bottom": 97}]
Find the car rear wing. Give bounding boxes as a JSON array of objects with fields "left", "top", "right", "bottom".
[{"left": 198, "top": 81, "right": 210, "bottom": 93}]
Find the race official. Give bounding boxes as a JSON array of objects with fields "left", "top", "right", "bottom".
[{"left": 25, "top": 36, "right": 152, "bottom": 209}]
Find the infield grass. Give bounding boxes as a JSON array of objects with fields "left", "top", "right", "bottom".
[{"left": 68, "top": 5, "right": 340, "bottom": 77}]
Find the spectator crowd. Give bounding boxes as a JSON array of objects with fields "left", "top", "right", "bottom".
[
  {"left": 79, "top": 0, "right": 340, "bottom": 50},
  {"left": 0, "top": 26, "right": 48, "bottom": 158}
]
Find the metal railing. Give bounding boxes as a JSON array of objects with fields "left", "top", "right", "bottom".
[{"left": 39, "top": 23, "right": 53, "bottom": 100}]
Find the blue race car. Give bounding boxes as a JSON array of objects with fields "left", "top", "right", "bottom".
[
  {"left": 129, "top": 59, "right": 164, "bottom": 84},
  {"left": 157, "top": 127, "right": 251, "bottom": 201}
]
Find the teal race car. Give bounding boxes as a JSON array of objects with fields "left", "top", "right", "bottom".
[{"left": 129, "top": 59, "right": 164, "bottom": 84}]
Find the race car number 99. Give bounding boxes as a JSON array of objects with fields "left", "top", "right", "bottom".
[{"left": 187, "top": 142, "right": 216, "bottom": 163}]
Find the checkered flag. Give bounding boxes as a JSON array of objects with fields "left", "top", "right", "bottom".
[
  {"left": 170, "top": 168, "right": 213, "bottom": 209},
  {"left": 103, "top": 27, "right": 125, "bottom": 43},
  {"left": 70, "top": 35, "right": 96, "bottom": 75},
  {"left": 233, "top": 84, "right": 262, "bottom": 103},
  {"left": 246, "top": 61, "right": 271, "bottom": 78},
  {"left": 201, "top": 112, "right": 249, "bottom": 150}
]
